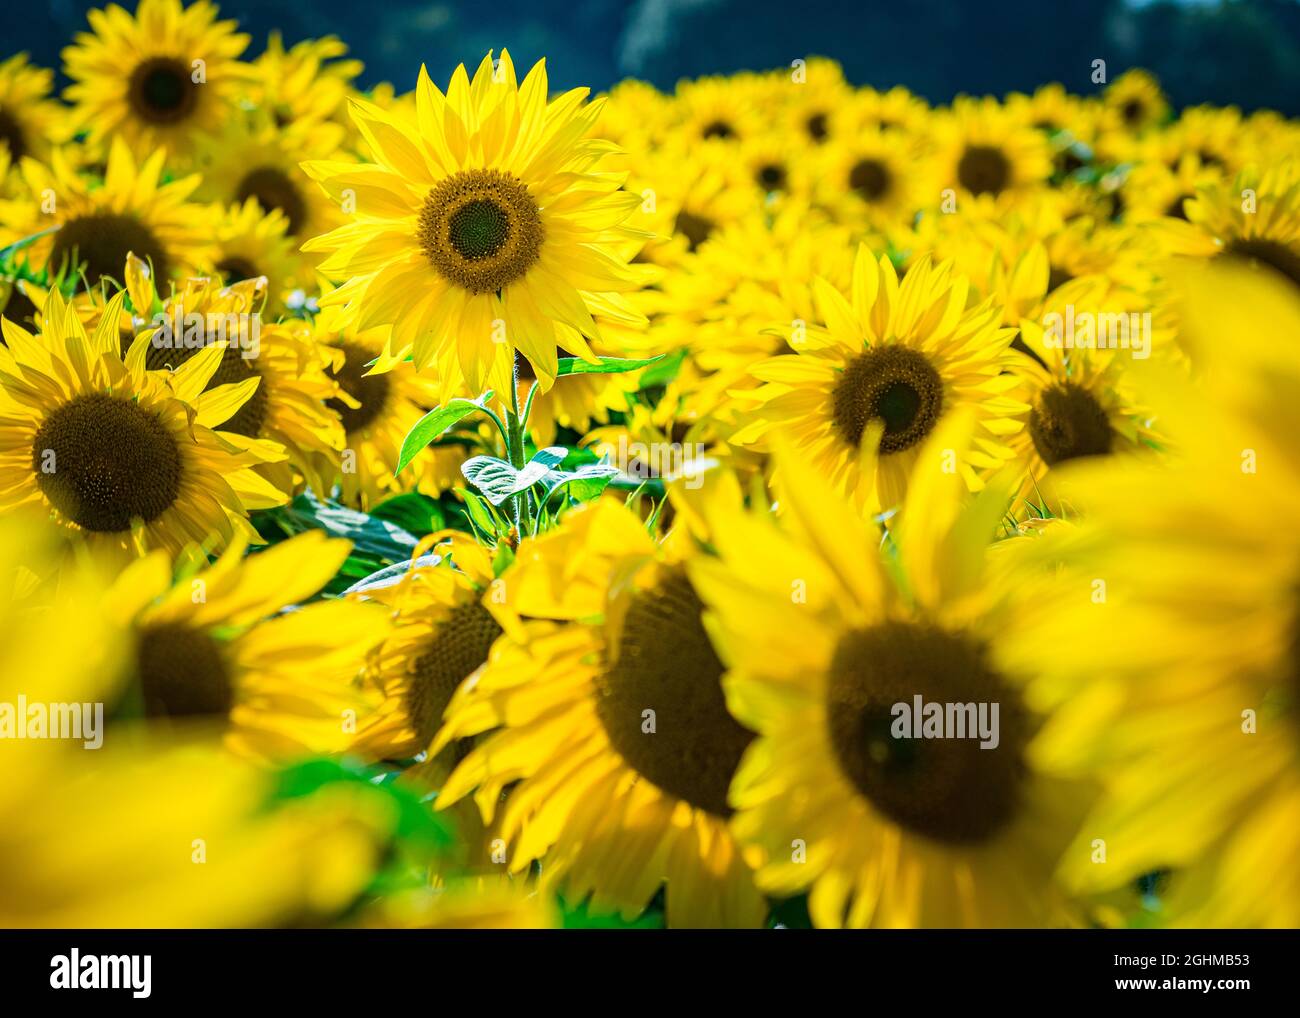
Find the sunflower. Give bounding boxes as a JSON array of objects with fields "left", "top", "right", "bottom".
[
  {"left": 193, "top": 109, "right": 346, "bottom": 251},
  {"left": 812, "top": 126, "right": 929, "bottom": 231},
  {"left": 246, "top": 31, "right": 362, "bottom": 133},
  {"left": 1101, "top": 69, "right": 1169, "bottom": 133},
  {"left": 829, "top": 84, "right": 930, "bottom": 137},
  {"left": 932, "top": 97, "right": 1053, "bottom": 207},
  {"left": 302, "top": 51, "right": 647, "bottom": 393},
  {"left": 308, "top": 322, "right": 464, "bottom": 510},
  {"left": 778, "top": 57, "right": 851, "bottom": 146},
  {"left": 688, "top": 422, "right": 1096, "bottom": 927},
  {"left": 731, "top": 246, "right": 1026, "bottom": 512},
  {"left": 19, "top": 138, "right": 218, "bottom": 289},
  {"left": 673, "top": 74, "right": 766, "bottom": 147},
  {"left": 1029, "top": 261, "right": 1300, "bottom": 926},
  {"left": 61, "top": 0, "right": 250, "bottom": 159},
  {"left": 1006, "top": 277, "right": 1164, "bottom": 511},
  {"left": 0, "top": 289, "right": 282, "bottom": 564},
  {"left": 103, "top": 529, "right": 389, "bottom": 760},
  {"left": 209, "top": 197, "right": 304, "bottom": 315},
  {"left": 432, "top": 497, "right": 768, "bottom": 927},
  {"left": 350, "top": 531, "right": 503, "bottom": 773},
  {"left": 129, "top": 267, "right": 346, "bottom": 497},
  {"left": 0, "top": 53, "right": 67, "bottom": 164},
  {"left": 1156, "top": 165, "right": 1300, "bottom": 295}
]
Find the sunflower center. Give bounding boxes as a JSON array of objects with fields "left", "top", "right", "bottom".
[
  {"left": 216, "top": 256, "right": 262, "bottom": 283},
  {"left": 1224, "top": 238, "right": 1300, "bottom": 291},
  {"left": 236, "top": 167, "right": 308, "bottom": 237},
  {"left": 826, "top": 621, "right": 1028, "bottom": 845},
  {"left": 806, "top": 112, "right": 829, "bottom": 141},
  {"left": 143, "top": 323, "right": 267, "bottom": 438},
  {"left": 957, "top": 144, "right": 1012, "bottom": 196},
  {"left": 595, "top": 569, "right": 754, "bottom": 817},
  {"left": 128, "top": 57, "right": 199, "bottom": 125},
  {"left": 50, "top": 213, "right": 170, "bottom": 288},
  {"left": 701, "top": 120, "right": 734, "bottom": 140},
  {"left": 0, "top": 106, "right": 27, "bottom": 160},
  {"left": 32, "top": 393, "right": 182, "bottom": 532},
  {"left": 673, "top": 209, "right": 714, "bottom": 251},
  {"left": 325, "top": 340, "right": 391, "bottom": 434},
  {"left": 136, "top": 623, "right": 233, "bottom": 718},
  {"left": 1120, "top": 99, "right": 1145, "bottom": 126},
  {"left": 756, "top": 163, "right": 787, "bottom": 191},
  {"left": 831, "top": 346, "right": 944, "bottom": 454},
  {"left": 1029, "top": 382, "right": 1112, "bottom": 466},
  {"left": 417, "top": 169, "right": 543, "bottom": 295},
  {"left": 405, "top": 602, "right": 504, "bottom": 748},
  {"left": 849, "top": 158, "right": 892, "bottom": 201}
]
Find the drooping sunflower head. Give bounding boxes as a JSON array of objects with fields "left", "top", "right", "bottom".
[
  {"left": 0, "top": 289, "right": 280, "bottom": 564},
  {"left": 351, "top": 532, "right": 503, "bottom": 767},
  {"left": 733, "top": 245, "right": 1024, "bottom": 511},
  {"left": 303, "top": 51, "right": 647, "bottom": 394},
  {"left": 19, "top": 139, "right": 218, "bottom": 290},
  {"left": 431, "top": 498, "right": 767, "bottom": 927},
  {"left": 61, "top": 0, "right": 251, "bottom": 158}
]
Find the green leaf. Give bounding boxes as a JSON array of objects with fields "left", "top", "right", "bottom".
[
  {"left": 370, "top": 492, "right": 445, "bottom": 537},
  {"left": 462, "top": 447, "right": 569, "bottom": 506},
  {"left": 395, "top": 390, "right": 494, "bottom": 475},
  {"left": 541, "top": 462, "right": 622, "bottom": 504},
  {"left": 456, "top": 487, "right": 501, "bottom": 538},
  {"left": 461, "top": 456, "right": 521, "bottom": 506},
  {"left": 637, "top": 348, "right": 686, "bottom": 389},
  {"left": 555, "top": 354, "right": 664, "bottom": 376}
]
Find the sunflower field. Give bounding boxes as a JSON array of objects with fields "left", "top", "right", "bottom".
[{"left": 1, "top": 0, "right": 1298, "bottom": 934}]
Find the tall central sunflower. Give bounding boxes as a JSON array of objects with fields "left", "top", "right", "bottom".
[{"left": 302, "top": 51, "right": 647, "bottom": 393}]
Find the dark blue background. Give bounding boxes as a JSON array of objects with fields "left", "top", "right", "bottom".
[{"left": 16, "top": 0, "right": 1300, "bottom": 114}]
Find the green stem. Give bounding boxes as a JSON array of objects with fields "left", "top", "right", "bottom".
[{"left": 505, "top": 354, "right": 529, "bottom": 541}]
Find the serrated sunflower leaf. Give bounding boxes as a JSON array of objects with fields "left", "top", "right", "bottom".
[
  {"left": 555, "top": 354, "right": 664, "bottom": 376},
  {"left": 396, "top": 390, "right": 494, "bottom": 474}
]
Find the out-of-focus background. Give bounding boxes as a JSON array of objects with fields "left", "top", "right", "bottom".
[{"left": 16, "top": 0, "right": 1300, "bottom": 113}]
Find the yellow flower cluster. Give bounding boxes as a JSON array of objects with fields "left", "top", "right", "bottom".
[{"left": 1, "top": 0, "right": 1299, "bottom": 930}]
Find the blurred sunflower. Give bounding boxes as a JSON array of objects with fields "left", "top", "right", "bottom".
[
  {"left": 1036, "top": 262, "right": 1300, "bottom": 926},
  {"left": 61, "top": 0, "right": 250, "bottom": 159},
  {"left": 194, "top": 110, "right": 345, "bottom": 248},
  {"left": 0, "top": 53, "right": 66, "bottom": 164},
  {"left": 812, "top": 127, "right": 929, "bottom": 231},
  {"left": 1158, "top": 166, "right": 1300, "bottom": 295},
  {"left": 19, "top": 139, "right": 217, "bottom": 288},
  {"left": 303, "top": 51, "right": 646, "bottom": 393},
  {"left": 933, "top": 97, "right": 1053, "bottom": 205},
  {"left": 1101, "top": 69, "right": 1168, "bottom": 133},
  {"left": 246, "top": 31, "right": 362, "bottom": 132},
  {"left": 689, "top": 423, "right": 1095, "bottom": 927},
  {"left": 0, "top": 290, "right": 282, "bottom": 563},
  {"left": 106, "top": 530, "right": 389, "bottom": 760},
  {"left": 732, "top": 246, "right": 1025, "bottom": 511},
  {"left": 432, "top": 498, "right": 767, "bottom": 927}
]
